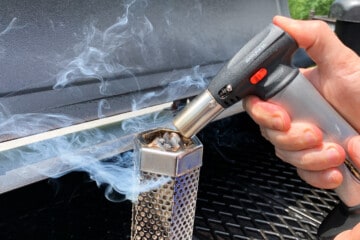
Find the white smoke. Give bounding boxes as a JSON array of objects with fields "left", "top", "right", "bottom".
[
  {"left": 97, "top": 99, "right": 111, "bottom": 118},
  {"left": 53, "top": 0, "right": 152, "bottom": 95},
  {"left": 131, "top": 65, "right": 209, "bottom": 111},
  {"left": 0, "top": 108, "right": 173, "bottom": 202},
  {"left": 0, "top": 0, "right": 208, "bottom": 202},
  {"left": 0, "top": 18, "right": 28, "bottom": 59},
  {"left": 0, "top": 18, "right": 27, "bottom": 37}
]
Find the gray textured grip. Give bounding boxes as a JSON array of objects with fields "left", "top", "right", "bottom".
[
  {"left": 270, "top": 73, "right": 360, "bottom": 207},
  {"left": 207, "top": 24, "right": 298, "bottom": 107}
]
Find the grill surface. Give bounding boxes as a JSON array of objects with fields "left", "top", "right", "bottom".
[
  {"left": 193, "top": 113, "right": 339, "bottom": 240},
  {"left": 0, "top": 113, "right": 339, "bottom": 239}
]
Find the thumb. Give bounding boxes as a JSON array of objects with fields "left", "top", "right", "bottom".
[
  {"left": 272, "top": 16, "right": 357, "bottom": 67},
  {"left": 334, "top": 222, "right": 360, "bottom": 240}
]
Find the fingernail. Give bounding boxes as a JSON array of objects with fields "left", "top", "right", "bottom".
[
  {"left": 304, "top": 130, "right": 318, "bottom": 145},
  {"left": 326, "top": 170, "right": 342, "bottom": 187},
  {"left": 326, "top": 147, "right": 341, "bottom": 165},
  {"left": 271, "top": 116, "right": 284, "bottom": 130}
]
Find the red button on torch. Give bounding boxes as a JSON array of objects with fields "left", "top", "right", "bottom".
[{"left": 250, "top": 68, "right": 267, "bottom": 84}]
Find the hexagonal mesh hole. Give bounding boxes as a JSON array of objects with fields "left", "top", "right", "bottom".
[{"left": 131, "top": 168, "right": 200, "bottom": 240}]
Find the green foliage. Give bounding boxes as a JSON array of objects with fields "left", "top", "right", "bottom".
[{"left": 288, "top": 0, "right": 334, "bottom": 19}]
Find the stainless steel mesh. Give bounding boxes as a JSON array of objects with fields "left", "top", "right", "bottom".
[
  {"left": 132, "top": 128, "right": 203, "bottom": 240},
  {"left": 131, "top": 168, "right": 200, "bottom": 240}
]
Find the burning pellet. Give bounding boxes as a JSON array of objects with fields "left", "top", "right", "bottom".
[
  {"left": 168, "top": 132, "right": 181, "bottom": 151},
  {"left": 147, "top": 132, "right": 184, "bottom": 152}
]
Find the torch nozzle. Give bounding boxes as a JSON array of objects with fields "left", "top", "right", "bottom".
[{"left": 173, "top": 90, "right": 224, "bottom": 138}]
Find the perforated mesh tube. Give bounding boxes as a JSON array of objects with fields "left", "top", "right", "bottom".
[{"left": 132, "top": 129, "right": 203, "bottom": 240}]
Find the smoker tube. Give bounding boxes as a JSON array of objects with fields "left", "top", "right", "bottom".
[{"left": 132, "top": 128, "right": 203, "bottom": 240}]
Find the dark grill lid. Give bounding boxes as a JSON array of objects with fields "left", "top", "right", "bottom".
[{"left": 330, "top": 0, "right": 360, "bottom": 22}]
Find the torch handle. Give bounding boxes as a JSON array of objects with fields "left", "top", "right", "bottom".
[{"left": 270, "top": 72, "right": 360, "bottom": 207}]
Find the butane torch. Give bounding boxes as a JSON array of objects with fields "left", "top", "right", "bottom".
[{"left": 173, "top": 24, "right": 360, "bottom": 209}]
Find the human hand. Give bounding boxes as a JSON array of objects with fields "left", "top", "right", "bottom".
[
  {"left": 334, "top": 222, "right": 360, "bottom": 240},
  {"left": 243, "top": 15, "right": 360, "bottom": 189}
]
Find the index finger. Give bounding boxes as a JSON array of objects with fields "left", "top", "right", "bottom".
[{"left": 243, "top": 95, "right": 291, "bottom": 131}]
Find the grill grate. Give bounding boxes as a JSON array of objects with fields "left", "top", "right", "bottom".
[{"left": 193, "top": 113, "right": 339, "bottom": 240}]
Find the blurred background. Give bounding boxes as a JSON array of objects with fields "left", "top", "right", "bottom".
[{"left": 289, "top": 0, "right": 334, "bottom": 19}]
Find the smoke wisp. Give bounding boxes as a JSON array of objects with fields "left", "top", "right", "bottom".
[
  {"left": 0, "top": 18, "right": 28, "bottom": 59},
  {"left": 0, "top": 0, "right": 210, "bottom": 202},
  {"left": 53, "top": 0, "right": 153, "bottom": 96},
  {"left": 0, "top": 107, "right": 173, "bottom": 202}
]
